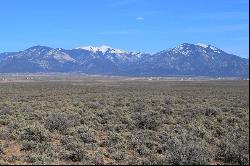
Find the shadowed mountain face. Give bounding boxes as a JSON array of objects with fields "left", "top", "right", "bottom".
[{"left": 0, "top": 43, "right": 248, "bottom": 77}]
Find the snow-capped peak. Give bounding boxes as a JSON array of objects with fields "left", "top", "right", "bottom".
[
  {"left": 75, "top": 45, "right": 127, "bottom": 54},
  {"left": 197, "top": 43, "right": 209, "bottom": 48},
  {"left": 196, "top": 43, "right": 222, "bottom": 53},
  {"left": 171, "top": 43, "right": 192, "bottom": 56}
]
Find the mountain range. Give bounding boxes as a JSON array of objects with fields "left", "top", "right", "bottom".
[{"left": 0, "top": 43, "right": 249, "bottom": 77}]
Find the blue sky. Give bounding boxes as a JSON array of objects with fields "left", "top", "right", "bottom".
[{"left": 0, "top": 0, "right": 249, "bottom": 58}]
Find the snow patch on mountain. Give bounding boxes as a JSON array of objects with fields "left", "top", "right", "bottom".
[
  {"left": 172, "top": 44, "right": 192, "bottom": 56},
  {"left": 48, "top": 49, "right": 75, "bottom": 63},
  {"left": 197, "top": 43, "right": 209, "bottom": 48},
  {"left": 197, "top": 43, "right": 222, "bottom": 54},
  {"left": 76, "top": 45, "right": 127, "bottom": 54},
  {"left": 209, "top": 46, "right": 221, "bottom": 53},
  {"left": 130, "top": 52, "right": 144, "bottom": 58}
]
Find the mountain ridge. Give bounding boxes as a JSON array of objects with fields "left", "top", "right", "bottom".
[{"left": 0, "top": 43, "right": 248, "bottom": 77}]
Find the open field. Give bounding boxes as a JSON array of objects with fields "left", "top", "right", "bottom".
[{"left": 0, "top": 76, "right": 249, "bottom": 165}]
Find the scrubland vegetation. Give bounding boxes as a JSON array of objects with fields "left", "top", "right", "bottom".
[{"left": 0, "top": 77, "right": 249, "bottom": 165}]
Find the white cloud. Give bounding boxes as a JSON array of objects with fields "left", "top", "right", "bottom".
[{"left": 136, "top": 17, "right": 144, "bottom": 20}]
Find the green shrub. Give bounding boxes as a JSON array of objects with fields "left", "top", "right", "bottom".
[
  {"left": 0, "top": 107, "right": 13, "bottom": 115},
  {"left": 76, "top": 126, "right": 96, "bottom": 143},
  {"left": 62, "top": 149, "right": 87, "bottom": 162},
  {"left": 20, "top": 124, "right": 50, "bottom": 143},
  {"left": 217, "top": 132, "right": 249, "bottom": 165},
  {"left": 159, "top": 129, "right": 213, "bottom": 165},
  {"left": 21, "top": 140, "right": 37, "bottom": 151},
  {"left": 45, "top": 113, "right": 72, "bottom": 132},
  {"left": 133, "top": 111, "right": 161, "bottom": 130},
  {"left": 0, "top": 143, "right": 4, "bottom": 155},
  {"left": 26, "top": 153, "right": 54, "bottom": 164}
]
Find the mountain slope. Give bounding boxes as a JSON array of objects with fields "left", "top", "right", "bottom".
[
  {"left": 0, "top": 43, "right": 248, "bottom": 77},
  {"left": 145, "top": 43, "right": 249, "bottom": 77}
]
